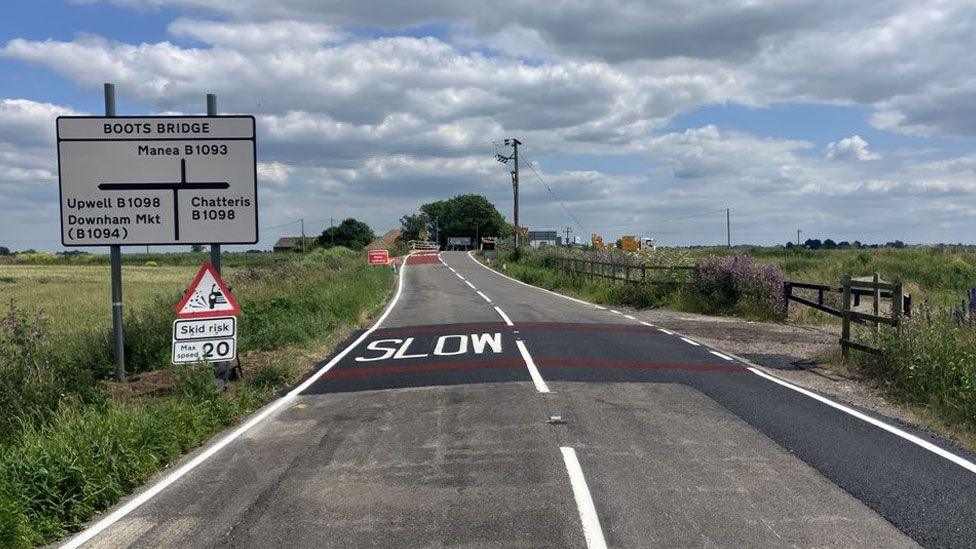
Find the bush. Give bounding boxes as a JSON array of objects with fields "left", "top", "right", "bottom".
[
  {"left": 693, "top": 254, "right": 783, "bottom": 319},
  {"left": 862, "top": 312, "right": 976, "bottom": 426},
  {"left": 143, "top": 260, "right": 158, "bottom": 267}
]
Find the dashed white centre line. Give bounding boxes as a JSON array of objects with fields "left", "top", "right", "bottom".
[
  {"left": 456, "top": 273, "right": 465, "bottom": 280},
  {"left": 516, "top": 339, "right": 550, "bottom": 393},
  {"left": 624, "top": 314, "right": 636, "bottom": 320},
  {"left": 639, "top": 321, "right": 655, "bottom": 327},
  {"left": 680, "top": 337, "right": 700, "bottom": 346},
  {"left": 476, "top": 290, "right": 492, "bottom": 303},
  {"left": 594, "top": 305, "right": 607, "bottom": 310},
  {"left": 709, "top": 350, "right": 734, "bottom": 361},
  {"left": 465, "top": 280, "right": 477, "bottom": 290},
  {"left": 659, "top": 328, "right": 675, "bottom": 335},
  {"left": 609, "top": 309, "right": 622, "bottom": 315},
  {"left": 494, "top": 306, "right": 514, "bottom": 326},
  {"left": 560, "top": 447, "right": 608, "bottom": 549}
]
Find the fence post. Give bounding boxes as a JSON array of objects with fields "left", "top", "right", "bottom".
[
  {"left": 641, "top": 265, "right": 647, "bottom": 284},
  {"left": 782, "top": 282, "right": 792, "bottom": 318},
  {"left": 841, "top": 275, "right": 852, "bottom": 360},
  {"left": 892, "top": 281, "right": 903, "bottom": 334},
  {"left": 873, "top": 272, "right": 881, "bottom": 334},
  {"left": 625, "top": 265, "right": 630, "bottom": 282}
]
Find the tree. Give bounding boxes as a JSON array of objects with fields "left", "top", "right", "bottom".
[
  {"left": 0, "top": 246, "right": 9, "bottom": 256},
  {"left": 190, "top": 244, "right": 204, "bottom": 253},
  {"left": 823, "top": 238, "right": 837, "bottom": 250},
  {"left": 417, "top": 194, "right": 507, "bottom": 247},
  {"left": 398, "top": 212, "right": 430, "bottom": 242},
  {"left": 804, "top": 238, "right": 822, "bottom": 250},
  {"left": 318, "top": 218, "right": 374, "bottom": 250},
  {"left": 785, "top": 241, "right": 794, "bottom": 249}
]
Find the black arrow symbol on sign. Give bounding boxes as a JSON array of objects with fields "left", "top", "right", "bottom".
[{"left": 98, "top": 158, "right": 229, "bottom": 240}]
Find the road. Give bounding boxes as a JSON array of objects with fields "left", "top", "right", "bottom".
[{"left": 72, "top": 251, "right": 976, "bottom": 548}]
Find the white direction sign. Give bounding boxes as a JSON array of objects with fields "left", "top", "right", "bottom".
[
  {"left": 56, "top": 116, "right": 257, "bottom": 246},
  {"left": 172, "top": 316, "right": 237, "bottom": 364}
]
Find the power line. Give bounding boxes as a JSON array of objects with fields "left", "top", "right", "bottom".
[
  {"left": 310, "top": 142, "right": 497, "bottom": 169},
  {"left": 520, "top": 154, "right": 589, "bottom": 236}
]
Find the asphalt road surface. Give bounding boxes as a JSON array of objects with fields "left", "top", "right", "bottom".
[{"left": 72, "top": 251, "right": 976, "bottom": 548}]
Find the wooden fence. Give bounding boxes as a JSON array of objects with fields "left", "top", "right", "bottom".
[
  {"left": 552, "top": 257, "right": 697, "bottom": 284},
  {"left": 840, "top": 275, "right": 905, "bottom": 358},
  {"left": 782, "top": 280, "right": 912, "bottom": 320}
]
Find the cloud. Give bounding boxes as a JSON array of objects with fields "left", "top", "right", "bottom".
[
  {"left": 167, "top": 18, "right": 345, "bottom": 50},
  {"left": 824, "top": 135, "right": 880, "bottom": 161}
]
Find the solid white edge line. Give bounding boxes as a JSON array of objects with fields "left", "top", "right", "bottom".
[
  {"left": 62, "top": 253, "right": 414, "bottom": 549},
  {"left": 594, "top": 305, "right": 607, "bottom": 310},
  {"left": 680, "top": 337, "right": 700, "bottom": 346},
  {"left": 748, "top": 366, "right": 976, "bottom": 475},
  {"left": 465, "top": 280, "right": 477, "bottom": 290},
  {"left": 494, "top": 306, "right": 514, "bottom": 326},
  {"left": 560, "top": 447, "right": 608, "bottom": 549},
  {"left": 608, "top": 309, "right": 622, "bottom": 315},
  {"left": 515, "top": 339, "right": 550, "bottom": 393},
  {"left": 464, "top": 250, "right": 976, "bottom": 476},
  {"left": 624, "top": 314, "right": 636, "bottom": 320},
  {"left": 466, "top": 251, "right": 593, "bottom": 306},
  {"left": 709, "top": 350, "right": 733, "bottom": 361},
  {"left": 476, "top": 290, "right": 492, "bottom": 303},
  {"left": 639, "top": 321, "right": 654, "bottom": 327}
]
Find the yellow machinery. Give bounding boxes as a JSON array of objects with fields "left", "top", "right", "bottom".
[
  {"left": 620, "top": 235, "right": 639, "bottom": 252},
  {"left": 591, "top": 234, "right": 604, "bottom": 248}
]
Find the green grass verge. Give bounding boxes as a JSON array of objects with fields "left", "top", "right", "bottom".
[{"left": 0, "top": 247, "right": 394, "bottom": 547}]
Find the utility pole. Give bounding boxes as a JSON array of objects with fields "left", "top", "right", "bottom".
[
  {"left": 496, "top": 138, "right": 521, "bottom": 248},
  {"left": 330, "top": 217, "right": 335, "bottom": 246},
  {"left": 564, "top": 226, "right": 573, "bottom": 246},
  {"left": 797, "top": 229, "right": 802, "bottom": 247},
  {"left": 726, "top": 208, "right": 731, "bottom": 249},
  {"left": 300, "top": 218, "right": 305, "bottom": 254}
]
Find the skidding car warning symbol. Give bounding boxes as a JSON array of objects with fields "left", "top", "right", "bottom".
[{"left": 175, "top": 262, "right": 241, "bottom": 318}]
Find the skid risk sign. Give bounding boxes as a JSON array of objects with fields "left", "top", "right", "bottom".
[
  {"left": 175, "top": 262, "right": 241, "bottom": 318},
  {"left": 172, "top": 316, "right": 237, "bottom": 364},
  {"left": 56, "top": 116, "right": 257, "bottom": 246}
]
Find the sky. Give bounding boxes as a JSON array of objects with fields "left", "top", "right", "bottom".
[{"left": 1, "top": 0, "right": 975, "bottom": 250}]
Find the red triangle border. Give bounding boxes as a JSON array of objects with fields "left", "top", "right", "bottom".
[{"left": 174, "top": 262, "right": 242, "bottom": 318}]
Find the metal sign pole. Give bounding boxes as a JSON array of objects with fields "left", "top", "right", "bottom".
[
  {"left": 105, "top": 82, "right": 126, "bottom": 381},
  {"left": 207, "top": 93, "right": 222, "bottom": 275}
]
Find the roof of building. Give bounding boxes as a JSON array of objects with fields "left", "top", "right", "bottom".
[
  {"left": 367, "top": 228, "right": 403, "bottom": 250},
  {"left": 273, "top": 236, "right": 314, "bottom": 250}
]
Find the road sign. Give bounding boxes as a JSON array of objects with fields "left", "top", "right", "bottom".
[
  {"left": 368, "top": 249, "right": 389, "bottom": 265},
  {"left": 175, "top": 262, "right": 241, "bottom": 318},
  {"left": 172, "top": 316, "right": 237, "bottom": 364},
  {"left": 56, "top": 115, "right": 257, "bottom": 246}
]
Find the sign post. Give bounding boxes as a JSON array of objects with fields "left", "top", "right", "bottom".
[
  {"left": 56, "top": 83, "right": 258, "bottom": 381},
  {"left": 173, "top": 263, "right": 241, "bottom": 366}
]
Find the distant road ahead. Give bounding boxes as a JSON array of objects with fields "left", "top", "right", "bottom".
[{"left": 77, "top": 251, "right": 976, "bottom": 548}]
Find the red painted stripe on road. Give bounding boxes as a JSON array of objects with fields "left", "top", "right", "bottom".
[
  {"left": 514, "top": 323, "right": 662, "bottom": 335},
  {"left": 405, "top": 254, "right": 441, "bottom": 265},
  {"left": 372, "top": 323, "right": 512, "bottom": 337},
  {"left": 321, "top": 357, "right": 743, "bottom": 380},
  {"left": 323, "top": 358, "right": 524, "bottom": 378},
  {"left": 536, "top": 359, "right": 745, "bottom": 373}
]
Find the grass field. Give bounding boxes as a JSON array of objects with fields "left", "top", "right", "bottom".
[{"left": 0, "top": 264, "right": 202, "bottom": 343}]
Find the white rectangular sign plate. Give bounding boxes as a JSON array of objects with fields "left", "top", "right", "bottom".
[
  {"left": 57, "top": 116, "right": 257, "bottom": 246},
  {"left": 173, "top": 316, "right": 236, "bottom": 341},
  {"left": 172, "top": 337, "right": 237, "bottom": 364}
]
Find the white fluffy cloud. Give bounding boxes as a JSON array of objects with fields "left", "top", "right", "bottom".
[{"left": 824, "top": 135, "right": 880, "bottom": 161}]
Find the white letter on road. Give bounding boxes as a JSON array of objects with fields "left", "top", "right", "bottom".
[
  {"left": 434, "top": 334, "right": 468, "bottom": 356},
  {"left": 355, "top": 339, "right": 402, "bottom": 362},
  {"left": 471, "top": 333, "right": 502, "bottom": 354},
  {"left": 394, "top": 337, "right": 429, "bottom": 359}
]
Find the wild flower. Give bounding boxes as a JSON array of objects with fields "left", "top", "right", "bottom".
[{"left": 694, "top": 254, "right": 783, "bottom": 317}]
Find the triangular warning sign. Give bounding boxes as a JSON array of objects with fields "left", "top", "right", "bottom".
[{"left": 175, "top": 262, "right": 241, "bottom": 318}]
